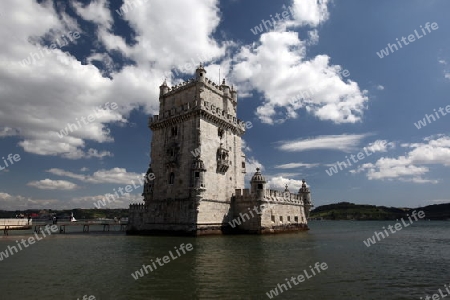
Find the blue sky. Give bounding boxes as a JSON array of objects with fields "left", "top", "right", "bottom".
[{"left": 0, "top": 0, "right": 449, "bottom": 210}]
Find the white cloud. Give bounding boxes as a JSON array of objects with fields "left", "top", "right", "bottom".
[
  {"left": 246, "top": 157, "right": 264, "bottom": 173},
  {"left": 438, "top": 59, "right": 450, "bottom": 79},
  {"left": 353, "top": 135, "right": 450, "bottom": 183},
  {"left": 100, "top": 0, "right": 225, "bottom": 71},
  {"left": 46, "top": 168, "right": 86, "bottom": 181},
  {"left": 286, "top": 0, "right": 330, "bottom": 28},
  {"left": 275, "top": 162, "right": 319, "bottom": 169},
  {"left": 0, "top": 0, "right": 226, "bottom": 159},
  {"left": 267, "top": 176, "right": 305, "bottom": 191},
  {"left": 0, "top": 127, "right": 20, "bottom": 137},
  {"left": 228, "top": 0, "right": 366, "bottom": 125},
  {"left": 242, "top": 139, "right": 252, "bottom": 152},
  {"left": 399, "top": 177, "right": 439, "bottom": 184},
  {"left": 86, "top": 168, "right": 143, "bottom": 184},
  {"left": 272, "top": 172, "right": 301, "bottom": 178},
  {"left": 47, "top": 167, "right": 143, "bottom": 184},
  {"left": 376, "top": 85, "right": 385, "bottom": 90},
  {"left": 244, "top": 156, "right": 264, "bottom": 183},
  {"left": 231, "top": 30, "right": 368, "bottom": 124},
  {"left": 365, "top": 140, "right": 395, "bottom": 153},
  {"left": 0, "top": 192, "right": 60, "bottom": 210},
  {"left": 72, "top": 0, "right": 112, "bottom": 27},
  {"left": 0, "top": 190, "right": 141, "bottom": 210},
  {"left": 72, "top": 193, "right": 142, "bottom": 209},
  {"left": 27, "top": 179, "right": 78, "bottom": 190},
  {"left": 307, "top": 29, "right": 320, "bottom": 45},
  {"left": 428, "top": 199, "right": 450, "bottom": 204},
  {"left": 277, "top": 134, "right": 368, "bottom": 152}
]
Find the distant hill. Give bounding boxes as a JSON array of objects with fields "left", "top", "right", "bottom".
[{"left": 310, "top": 202, "right": 450, "bottom": 220}]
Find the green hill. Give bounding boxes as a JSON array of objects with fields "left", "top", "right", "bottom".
[{"left": 310, "top": 202, "right": 450, "bottom": 220}]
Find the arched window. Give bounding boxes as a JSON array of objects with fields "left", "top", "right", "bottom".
[{"left": 169, "top": 172, "right": 175, "bottom": 184}]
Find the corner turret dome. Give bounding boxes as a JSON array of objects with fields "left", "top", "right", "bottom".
[
  {"left": 299, "top": 179, "right": 310, "bottom": 193},
  {"left": 250, "top": 168, "right": 266, "bottom": 183}
]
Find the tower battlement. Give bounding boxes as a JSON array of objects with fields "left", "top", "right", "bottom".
[{"left": 161, "top": 76, "right": 236, "bottom": 101}]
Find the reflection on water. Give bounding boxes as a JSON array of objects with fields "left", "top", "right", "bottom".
[{"left": 0, "top": 221, "right": 449, "bottom": 299}]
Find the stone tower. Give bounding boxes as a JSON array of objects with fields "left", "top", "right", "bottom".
[
  {"left": 128, "top": 65, "right": 313, "bottom": 235},
  {"left": 128, "top": 65, "right": 247, "bottom": 235}
]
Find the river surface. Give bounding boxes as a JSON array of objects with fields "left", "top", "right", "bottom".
[{"left": 0, "top": 221, "right": 448, "bottom": 300}]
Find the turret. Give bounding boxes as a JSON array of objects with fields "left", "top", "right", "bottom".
[
  {"left": 298, "top": 179, "right": 313, "bottom": 217},
  {"left": 159, "top": 80, "right": 169, "bottom": 97},
  {"left": 191, "top": 158, "right": 206, "bottom": 189},
  {"left": 283, "top": 184, "right": 290, "bottom": 201},
  {"left": 230, "top": 86, "right": 237, "bottom": 103},
  {"left": 250, "top": 168, "right": 266, "bottom": 198},
  {"left": 142, "top": 164, "right": 154, "bottom": 203},
  {"left": 195, "top": 64, "right": 206, "bottom": 82},
  {"left": 221, "top": 78, "right": 230, "bottom": 96}
]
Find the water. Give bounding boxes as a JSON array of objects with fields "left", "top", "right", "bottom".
[{"left": 0, "top": 221, "right": 449, "bottom": 299}]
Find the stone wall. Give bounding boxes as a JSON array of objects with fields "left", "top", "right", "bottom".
[
  {"left": 128, "top": 200, "right": 197, "bottom": 234},
  {"left": 231, "top": 189, "right": 309, "bottom": 234},
  {"left": 196, "top": 199, "right": 232, "bottom": 234},
  {"left": 231, "top": 192, "right": 260, "bottom": 233}
]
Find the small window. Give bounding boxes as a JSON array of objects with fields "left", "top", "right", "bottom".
[
  {"left": 257, "top": 183, "right": 263, "bottom": 190},
  {"left": 271, "top": 215, "right": 275, "bottom": 222},
  {"left": 287, "top": 216, "right": 291, "bottom": 222},
  {"left": 169, "top": 172, "right": 175, "bottom": 184},
  {"left": 242, "top": 162, "right": 245, "bottom": 168},
  {"left": 194, "top": 172, "right": 200, "bottom": 178},
  {"left": 280, "top": 216, "right": 283, "bottom": 223},
  {"left": 294, "top": 216, "right": 299, "bottom": 223}
]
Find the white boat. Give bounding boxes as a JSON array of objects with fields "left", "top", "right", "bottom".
[{"left": 70, "top": 212, "right": 77, "bottom": 222}]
